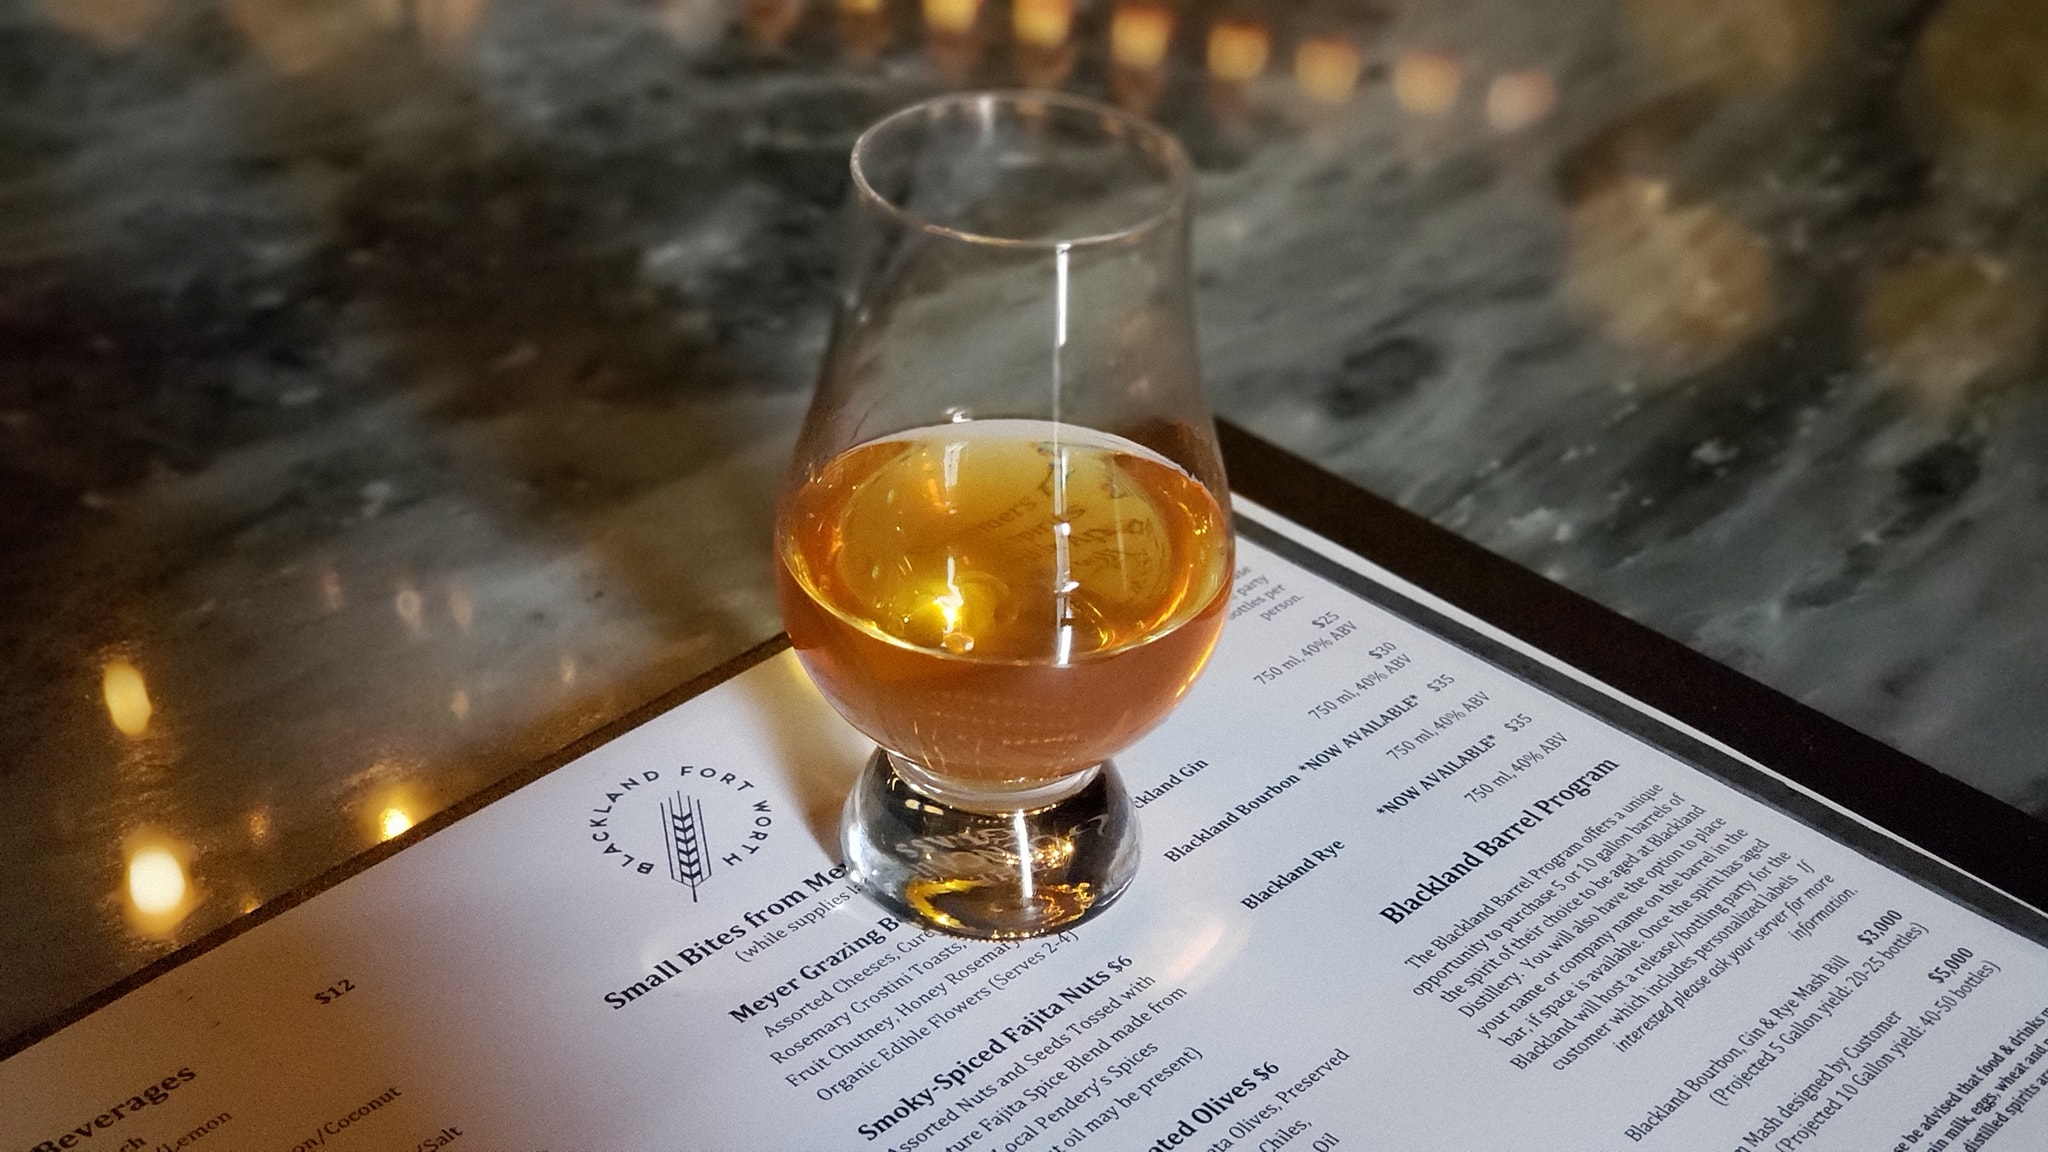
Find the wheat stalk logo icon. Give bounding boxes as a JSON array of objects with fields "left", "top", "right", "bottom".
[{"left": 660, "top": 792, "right": 711, "bottom": 900}]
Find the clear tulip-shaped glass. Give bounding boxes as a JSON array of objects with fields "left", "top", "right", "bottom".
[{"left": 776, "top": 92, "right": 1232, "bottom": 938}]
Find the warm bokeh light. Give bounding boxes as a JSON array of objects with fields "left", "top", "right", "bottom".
[
  {"left": 1920, "top": 0, "right": 2048, "bottom": 192},
  {"left": 1012, "top": 0, "right": 1070, "bottom": 49},
  {"left": 102, "top": 659, "right": 152, "bottom": 738},
  {"left": 448, "top": 581, "right": 475, "bottom": 633},
  {"left": 1110, "top": 3, "right": 1173, "bottom": 72},
  {"left": 318, "top": 565, "right": 345, "bottom": 613},
  {"left": 1015, "top": 39, "right": 1074, "bottom": 89},
  {"left": 1393, "top": 50, "right": 1463, "bottom": 115},
  {"left": 380, "top": 806, "right": 415, "bottom": 840},
  {"left": 39, "top": 0, "right": 166, "bottom": 47},
  {"left": 1206, "top": 20, "right": 1269, "bottom": 83},
  {"left": 225, "top": 0, "right": 380, "bottom": 75},
  {"left": 127, "top": 845, "right": 187, "bottom": 916},
  {"left": 837, "top": 2, "right": 890, "bottom": 61},
  {"left": 655, "top": 0, "right": 720, "bottom": 45},
  {"left": 1293, "top": 36, "right": 1362, "bottom": 105},
  {"left": 1566, "top": 179, "right": 1774, "bottom": 373},
  {"left": 416, "top": 0, "right": 487, "bottom": 58},
  {"left": 395, "top": 583, "right": 427, "bottom": 637},
  {"left": 745, "top": 0, "right": 805, "bottom": 48},
  {"left": 922, "top": 0, "right": 977, "bottom": 35},
  {"left": 248, "top": 807, "right": 272, "bottom": 844},
  {"left": 450, "top": 689, "right": 471, "bottom": 720},
  {"left": 1486, "top": 69, "right": 1557, "bottom": 133},
  {"left": 1865, "top": 254, "right": 2039, "bottom": 405},
  {"left": 1626, "top": 0, "right": 1831, "bottom": 95}
]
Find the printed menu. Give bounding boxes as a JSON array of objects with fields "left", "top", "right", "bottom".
[{"left": 6, "top": 501, "right": 2047, "bottom": 1152}]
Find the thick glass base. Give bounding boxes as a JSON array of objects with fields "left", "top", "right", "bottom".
[{"left": 841, "top": 749, "right": 1140, "bottom": 939}]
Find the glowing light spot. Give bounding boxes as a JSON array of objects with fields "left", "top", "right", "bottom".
[
  {"left": 744, "top": 0, "right": 804, "bottom": 48},
  {"left": 923, "top": 0, "right": 977, "bottom": 35},
  {"left": 40, "top": 0, "right": 166, "bottom": 48},
  {"left": 1865, "top": 254, "right": 2039, "bottom": 405},
  {"left": 1111, "top": 3, "right": 1173, "bottom": 72},
  {"left": 1921, "top": 0, "right": 2048, "bottom": 192},
  {"left": 127, "top": 846, "right": 187, "bottom": 915},
  {"left": 1566, "top": 179, "right": 1774, "bottom": 374},
  {"left": 1294, "top": 36, "right": 1362, "bottom": 105},
  {"left": 1012, "top": 0, "right": 1070, "bottom": 49},
  {"left": 225, "top": 0, "right": 378, "bottom": 75},
  {"left": 102, "top": 659, "right": 152, "bottom": 737},
  {"left": 1393, "top": 51, "right": 1463, "bottom": 115},
  {"left": 1207, "top": 21, "right": 1269, "bottom": 83},
  {"left": 837, "top": 0, "right": 890, "bottom": 61},
  {"left": 380, "top": 807, "right": 414, "bottom": 840},
  {"left": 559, "top": 653, "right": 580, "bottom": 685},
  {"left": 450, "top": 689, "right": 471, "bottom": 720},
  {"left": 248, "top": 808, "right": 272, "bottom": 844},
  {"left": 395, "top": 584, "right": 427, "bottom": 637},
  {"left": 318, "top": 566, "right": 345, "bottom": 613},
  {"left": 1486, "top": 69, "right": 1557, "bottom": 133},
  {"left": 1626, "top": 0, "right": 1831, "bottom": 95},
  {"left": 448, "top": 581, "right": 475, "bottom": 633},
  {"left": 415, "top": 0, "right": 486, "bottom": 58}
]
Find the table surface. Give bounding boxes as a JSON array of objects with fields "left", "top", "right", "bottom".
[{"left": 4, "top": 0, "right": 2045, "bottom": 1046}]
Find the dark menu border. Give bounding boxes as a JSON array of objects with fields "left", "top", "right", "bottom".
[{"left": 1220, "top": 421, "right": 2048, "bottom": 934}]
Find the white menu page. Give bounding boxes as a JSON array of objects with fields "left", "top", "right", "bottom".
[{"left": 6, "top": 501, "right": 2047, "bottom": 1152}]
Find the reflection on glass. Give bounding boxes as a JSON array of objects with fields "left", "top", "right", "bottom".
[
  {"left": 1566, "top": 179, "right": 1773, "bottom": 373},
  {"left": 1293, "top": 35, "right": 1362, "bottom": 106},
  {"left": 1625, "top": 0, "right": 1830, "bottom": 95},
  {"left": 1206, "top": 20, "right": 1269, "bottom": 84},
  {"left": 1486, "top": 69, "right": 1557, "bottom": 133},
  {"left": 1865, "top": 255, "right": 2039, "bottom": 404},
  {"left": 450, "top": 689, "right": 471, "bottom": 720},
  {"left": 559, "top": 652, "right": 580, "bottom": 685},
  {"left": 1393, "top": 50, "right": 1463, "bottom": 116},
  {"left": 1920, "top": 0, "right": 2048, "bottom": 192},
  {"left": 380, "top": 806, "right": 415, "bottom": 840},
  {"left": 102, "top": 659, "right": 153, "bottom": 738},
  {"left": 248, "top": 807, "right": 272, "bottom": 844},
  {"left": 39, "top": 0, "right": 166, "bottom": 48}
]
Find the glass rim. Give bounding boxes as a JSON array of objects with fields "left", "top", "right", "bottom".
[{"left": 848, "top": 89, "right": 1194, "bottom": 251}]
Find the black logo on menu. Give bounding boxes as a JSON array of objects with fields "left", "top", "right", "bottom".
[{"left": 587, "top": 764, "right": 773, "bottom": 899}]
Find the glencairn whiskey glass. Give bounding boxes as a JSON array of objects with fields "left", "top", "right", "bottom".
[{"left": 776, "top": 92, "right": 1231, "bottom": 938}]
